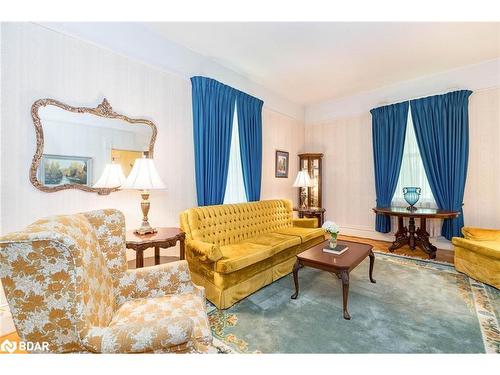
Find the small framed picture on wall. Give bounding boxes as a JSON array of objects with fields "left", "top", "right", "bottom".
[{"left": 275, "top": 150, "right": 289, "bottom": 178}]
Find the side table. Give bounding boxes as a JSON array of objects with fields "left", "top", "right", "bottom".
[
  {"left": 293, "top": 207, "right": 326, "bottom": 227},
  {"left": 126, "top": 227, "right": 185, "bottom": 268}
]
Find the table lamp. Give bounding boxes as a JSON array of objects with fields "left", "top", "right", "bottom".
[
  {"left": 122, "top": 157, "right": 166, "bottom": 235},
  {"left": 93, "top": 162, "right": 126, "bottom": 189},
  {"left": 293, "top": 170, "right": 313, "bottom": 209}
]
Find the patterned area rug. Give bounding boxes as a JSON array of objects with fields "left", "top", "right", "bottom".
[{"left": 207, "top": 252, "right": 500, "bottom": 353}]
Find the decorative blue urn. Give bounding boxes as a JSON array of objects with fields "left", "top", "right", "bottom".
[{"left": 403, "top": 187, "right": 421, "bottom": 211}]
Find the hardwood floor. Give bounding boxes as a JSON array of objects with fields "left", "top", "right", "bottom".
[{"left": 339, "top": 234, "right": 454, "bottom": 264}]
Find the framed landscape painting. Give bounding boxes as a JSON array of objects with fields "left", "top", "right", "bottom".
[
  {"left": 39, "top": 154, "right": 92, "bottom": 187},
  {"left": 275, "top": 150, "right": 289, "bottom": 178}
]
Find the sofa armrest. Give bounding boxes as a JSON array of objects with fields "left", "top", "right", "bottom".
[
  {"left": 116, "top": 260, "right": 198, "bottom": 305},
  {"left": 293, "top": 218, "right": 318, "bottom": 229},
  {"left": 81, "top": 318, "right": 193, "bottom": 353},
  {"left": 461, "top": 227, "right": 500, "bottom": 241},
  {"left": 186, "top": 239, "right": 223, "bottom": 263}
]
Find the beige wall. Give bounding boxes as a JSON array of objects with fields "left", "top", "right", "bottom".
[
  {"left": 465, "top": 88, "right": 500, "bottom": 228},
  {"left": 262, "top": 109, "right": 304, "bottom": 204},
  {"left": 306, "top": 113, "right": 378, "bottom": 238},
  {"left": 305, "top": 88, "right": 500, "bottom": 245}
]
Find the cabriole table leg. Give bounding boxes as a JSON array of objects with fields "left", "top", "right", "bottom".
[
  {"left": 291, "top": 260, "right": 302, "bottom": 299},
  {"left": 340, "top": 270, "right": 351, "bottom": 320}
]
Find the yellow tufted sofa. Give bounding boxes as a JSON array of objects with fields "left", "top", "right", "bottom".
[
  {"left": 180, "top": 199, "right": 325, "bottom": 309},
  {"left": 0, "top": 209, "right": 213, "bottom": 353},
  {"left": 452, "top": 227, "right": 500, "bottom": 289}
]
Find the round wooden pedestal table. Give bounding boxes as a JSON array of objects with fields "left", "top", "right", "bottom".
[{"left": 372, "top": 206, "right": 460, "bottom": 259}]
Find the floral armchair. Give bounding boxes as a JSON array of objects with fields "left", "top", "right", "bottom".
[{"left": 0, "top": 209, "right": 213, "bottom": 353}]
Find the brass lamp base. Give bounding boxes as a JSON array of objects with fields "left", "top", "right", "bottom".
[
  {"left": 134, "top": 224, "right": 157, "bottom": 236},
  {"left": 134, "top": 190, "right": 157, "bottom": 235},
  {"left": 300, "top": 190, "right": 308, "bottom": 209}
]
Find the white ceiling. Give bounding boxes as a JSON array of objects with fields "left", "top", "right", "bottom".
[{"left": 149, "top": 22, "right": 500, "bottom": 105}]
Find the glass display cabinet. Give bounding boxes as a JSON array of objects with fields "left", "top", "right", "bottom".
[
  {"left": 295, "top": 153, "right": 325, "bottom": 226},
  {"left": 298, "top": 153, "right": 323, "bottom": 208}
]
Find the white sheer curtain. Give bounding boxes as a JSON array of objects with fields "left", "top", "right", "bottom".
[
  {"left": 224, "top": 106, "right": 248, "bottom": 204},
  {"left": 391, "top": 107, "right": 442, "bottom": 237}
]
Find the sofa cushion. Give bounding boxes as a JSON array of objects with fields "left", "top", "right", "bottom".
[
  {"left": 274, "top": 227, "right": 325, "bottom": 243},
  {"left": 111, "top": 292, "right": 212, "bottom": 345},
  {"left": 216, "top": 233, "right": 301, "bottom": 274},
  {"left": 242, "top": 232, "right": 301, "bottom": 253},
  {"left": 216, "top": 243, "right": 273, "bottom": 274}
]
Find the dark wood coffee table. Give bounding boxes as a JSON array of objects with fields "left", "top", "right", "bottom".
[{"left": 291, "top": 239, "right": 375, "bottom": 320}]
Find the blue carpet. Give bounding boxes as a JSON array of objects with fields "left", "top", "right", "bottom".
[{"left": 208, "top": 253, "right": 500, "bottom": 353}]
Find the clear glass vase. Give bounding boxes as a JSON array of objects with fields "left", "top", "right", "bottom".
[{"left": 329, "top": 234, "right": 338, "bottom": 249}]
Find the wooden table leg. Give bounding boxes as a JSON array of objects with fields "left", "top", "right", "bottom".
[
  {"left": 136, "top": 250, "right": 144, "bottom": 268},
  {"left": 179, "top": 238, "right": 185, "bottom": 260},
  {"left": 408, "top": 216, "right": 417, "bottom": 250},
  {"left": 340, "top": 270, "right": 351, "bottom": 320},
  {"left": 369, "top": 250, "right": 376, "bottom": 283},
  {"left": 416, "top": 218, "right": 437, "bottom": 259},
  {"left": 154, "top": 246, "right": 160, "bottom": 265},
  {"left": 389, "top": 216, "right": 409, "bottom": 251},
  {"left": 291, "top": 260, "right": 302, "bottom": 299}
]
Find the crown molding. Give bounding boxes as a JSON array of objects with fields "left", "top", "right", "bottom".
[
  {"left": 305, "top": 58, "right": 500, "bottom": 124},
  {"left": 36, "top": 22, "right": 305, "bottom": 121}
]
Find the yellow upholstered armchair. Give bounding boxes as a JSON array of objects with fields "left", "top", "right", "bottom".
[
  {"left": 452, "top": 227, "right": 500, "bottom": 289},
  {"left": 0, "top": 209, "right": 213, "bottom": 353}
]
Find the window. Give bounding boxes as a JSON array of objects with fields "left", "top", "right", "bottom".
[
  {"left": 392, "top": 108, "right": 436, "bottom": 207},
  {"left": 392, "top": 108, "right": 441, "bottom": 236},
  {"left": 223, "top": 105, "right": 247, "bottom": 204}
]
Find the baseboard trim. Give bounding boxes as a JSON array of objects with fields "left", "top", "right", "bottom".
[{"left": 339, "top": 224, "right": 453, "bottom": 250}]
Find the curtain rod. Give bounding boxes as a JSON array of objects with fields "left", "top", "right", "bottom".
[{"left": 376, "top": 87, "right": 464, "bottom": 107}]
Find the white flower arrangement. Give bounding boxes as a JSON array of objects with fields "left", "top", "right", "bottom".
[{"left": 322, "top": 220, "right": 340, "bottom": 238}]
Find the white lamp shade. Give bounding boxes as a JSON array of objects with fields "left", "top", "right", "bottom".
[
  {"left": 293, "top": 170, "right": 313, "bottom": 188},
  {"left": 93, "top": 163, "right": 126, "bottom": 188},
  {"left": 121, "top": 158, "right": 166, "bottom": 190}
]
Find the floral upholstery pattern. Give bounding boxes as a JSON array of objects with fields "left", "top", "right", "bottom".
[
  {"left": 115, "top": 262, "right": 202, "bottom": 306},
  {"left": 110, "top": 292, "right": 212, "bottom": 345},
  {"left": 0, "top": 209, "right": 213, "bottom": 353}
]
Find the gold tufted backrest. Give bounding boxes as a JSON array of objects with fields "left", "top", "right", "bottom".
[{"left": 181, "top": 199, "right": 294, "bottom": 246}]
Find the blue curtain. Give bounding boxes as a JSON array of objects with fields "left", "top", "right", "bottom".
[
  {"left": 410, "top": 90, "right": 472, "bottom": 240},
  {"left": 237, "top": 91, "right": 264, "bottom": 201},
  {"left": 191, "top": 76, "right": 237, "bottom": 206},
  {"left": 371, "top": 102, "right": 409, "bottom": 232}
]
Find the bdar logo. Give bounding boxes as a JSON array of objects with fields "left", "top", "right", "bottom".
[{"left": 0, "top": 339, "right": 17, "bottom": 353}]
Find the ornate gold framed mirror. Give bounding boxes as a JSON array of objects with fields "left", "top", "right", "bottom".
[{"left": 30, "top": 98, "right": 157, "bottom": 195}]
